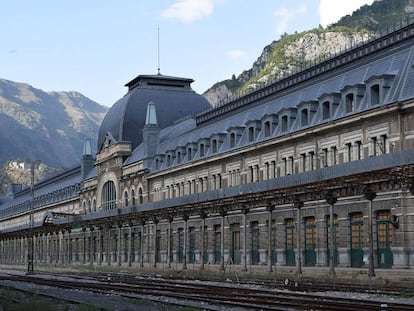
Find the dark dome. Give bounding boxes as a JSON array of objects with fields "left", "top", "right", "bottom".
[{"left": 97, "top": 74, "right": 211, "bottom": 152}]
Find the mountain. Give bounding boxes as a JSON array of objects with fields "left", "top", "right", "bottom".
[
  {"left": 203, "top": 0, "right": 414, "bottom": 106},
  {"left": 333, "top": 0, "right": 414, "bottom": 32},
  {"left": 0, "top": 78, "right": 107, "bottom": 168}
]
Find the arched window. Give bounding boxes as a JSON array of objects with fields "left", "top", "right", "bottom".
[
  {"left": 131, "top": 189, "right": 136, "bottom": 206},
  {"left": 124, "top": 190, "right": 129, "bottom": 207},
  {"left": 92, "top": 199, "right": 97, "bottom": 212},
  {"left": 138, "top": 188, "right": 143, "bottom": 204},
  {"left": 88, "top": 200, "right": 91, "bottom": 213},
  {"left": 102, "top": 180, "right": 116, "bottom": 210}
]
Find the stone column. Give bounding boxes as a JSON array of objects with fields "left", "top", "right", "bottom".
[
  {"left": 364, "top": 189, "right": 377, "bottom": 278},
  {"left": 97, "top": 227, "right": 102, "bottom": 265},
  {"left": 107, "top": 225, "right": 112, "bottom": 266},
  {"left": 326, "top": 195, "right": 338, "bottom": 276},
  {"left": 117, "top": 224, "right": 122, "bottom": 267},
  {"left": 60, "top": 230, "right": 65, "bottom": 265},
  {"left": 267, "top": 205, "right": 274, "bottom": 272},
  {"left": 167, "top": 218, "right": 172, "bottom": 268},
  {"left": 153, "top": 219, "right": 158, "bottom": 268},
  {"left": 183, "top": 215, "right": 188, "bottom": 270},
  {"left": 242, "top": 208, "right": 249, "bottom": 271},
  {"left": 89, "top": 227, "right": 94, "bottom": 264},
  {"left": 128, "top": 223, "right": 133, "bottom": 267},
  {"left": 200, "top": 213, "right": 206, "bottom": 270},
  {"left": 220, "top": 211, "right": 226, "bottom": 271},
  {"left": 45, "top": 233, "right": 50, "bottom": 264},
  {"left": 140, "top": 221, "right": 145, "bottom": 268},
  {"left": 68, "top": 229, "right": 73, "bottom": 264},
  {"left": 295, "top": 201, "right": 304, "bottom": 275},
  {"left": 81, "top": 227, "right": 86, "bottom": 264}
]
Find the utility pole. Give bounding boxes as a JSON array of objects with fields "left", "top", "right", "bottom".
[{"left": 27, "top": 162, "right": 36, "bottom": 274}]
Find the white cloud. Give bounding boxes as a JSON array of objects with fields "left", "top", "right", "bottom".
[
  {"left": 160, "top": 0, "right": 214, "bottom": 23},
  {"left": 319, "top": 0, "right": 375, "bottom": 27},
  {"left": 227, "top": 49, "right": 248, "bottom": 60},
  {"left": 273, "top": 4, "right": 307, "bottom": 35}
]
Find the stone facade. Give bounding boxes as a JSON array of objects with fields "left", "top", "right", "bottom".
[{"left": 1, "top": 22, "right": 414, "bottom": 277}]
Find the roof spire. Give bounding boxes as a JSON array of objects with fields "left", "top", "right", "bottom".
[{"left": 157, "top": 26, "right": 161, "bottom": 75}]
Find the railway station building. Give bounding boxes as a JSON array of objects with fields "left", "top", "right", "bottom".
[{"left": 1, "top": 22, "right": 414, "bottom": 277}]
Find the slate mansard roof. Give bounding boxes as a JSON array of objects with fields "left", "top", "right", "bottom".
[
  {"left": 97, "top": 74, "right": 212, "bottom": 153},
  {"left": 124, "top": 25, "right": 414, "bottom": 172}
]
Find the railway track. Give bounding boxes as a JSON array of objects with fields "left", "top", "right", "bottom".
[{"left": 0, "top": 272, "right": 413, "bottom": 310}]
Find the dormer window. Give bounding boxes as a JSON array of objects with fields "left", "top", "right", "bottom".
[
  {"left": 248, "top": 126, "right": 255, "bottom": 142},
  {"left": 281, "top": 115, "right": 288, "bottom": 132},
  {"left": 245, "top": 120, "right": 261, "bottom": 142},
  {"left": 155, "top": 158, "right": 160, "bottom": 170},
  {"left": 322, "top": 101, "right": 330, "bottom": 119},
  {"left": 365, "top": 74, "right": 395, "bottom": 107},
  {"left": 212, "top": 139, "right": 217, "bottom": 153},
  {"left": 209, "top": 133, "right": 225, "bottom": 154},
  {"left": 186, "top": 142, "right": 198, "bottom": 160},
  {"left": 167, "top": 154, "right": 172, "bottom": 166},
  {"left": 230, "top": 133, "right": 236, "bottom": 147},
  {"left": 370, "top": 84, "right": 380, "bottom": 105},
  {"left": 264, "top": 121, "right": 271, "bottom": 137},
  {"left": 301, "top": 109, "right": 309, "bottom": 126},
  {"left": 261, "top": 114, "right": 278, "bottom": 138},
  {"left": 297, "top": 101, "right": 317, "bottom": 128},
  {"left": 345, "top": 93, "right": 355, "bottom": 113},
  {"left": 319, "top": 93, "right": 340, "bottom": 120},
  {"left": 227, "top": 126, "right": 244, "bottom": 148},
  {"left": 177, "top": 151, "right": 181, "bottom": 163},
  {"left": 341, "top": 84, "right": 365, "bottom": 114},
  {"left": 188, "top": 147, "right": 192, "bottom": 160},
  {"left": 200, "top": 143, "right": 205, "bottom": 157}
]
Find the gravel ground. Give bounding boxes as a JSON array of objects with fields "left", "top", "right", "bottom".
[{"left": 0, "top": 279, "right": 193, "bottom": 311}]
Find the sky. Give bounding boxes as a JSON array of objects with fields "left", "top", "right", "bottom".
[{"left": 1, "top": 0, "right": 374, "bottom": 107}]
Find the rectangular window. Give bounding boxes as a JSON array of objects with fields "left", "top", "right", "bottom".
[
  {"left": 271, "top": 160, "right": 277, "bottom": 178},
  {"left": 301, "top": 153, "right": 306, "bottom": 172},
  {"left": 331, "top": 146, "right": 337, "bottom": 165},
  {"left": 282, "top": 158, "right": 287, "bottom": 176},
  {"left": 371, "top": 137, "right": 378, "bottom": 156},
  {"left": 309, "top": 151, "right": 315, "bottom": 170},
  {"left": 322, "top": 148, "right": 328, "bottom": 167},
  {"left": 380, "top": 134, "right": 387, "bottom": 154},
  {"left": 289, "top": 156, "right": 294, "bottom": 175},
  {"left": 356, "top": 141, "right": 362, "bottom": 160},
  {"left": 346, "top": 143, "right": 352, "bottom": 162}
]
